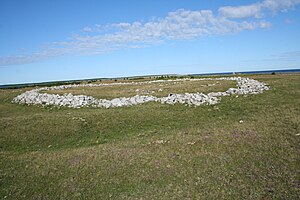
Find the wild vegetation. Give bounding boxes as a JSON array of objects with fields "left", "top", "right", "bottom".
[{"left": 0, "top": 74, "right": 299, "bottom": 199}]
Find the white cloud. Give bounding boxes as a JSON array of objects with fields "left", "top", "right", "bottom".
[
  {"left": 83, "top": 26, "right": 92, "bottom": 32},
  {"left": 0, "top": 0, "right": 299, "bottom": 66},
  {"left": 219, "top": 4, "right": 263, "bottom": 19},
  {"left": 259, "top": 21, "right": 272, "bottom": 28},
  {"left": 219, "top": 0, "right": 300, "bottom": 18},
  {"left": 262, "top": 0, "right": 300, "bottom": 11}
]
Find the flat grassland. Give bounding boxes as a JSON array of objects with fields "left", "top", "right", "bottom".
[
  {"left": 0, "top": 74, "right": 299, "bottom": 199},
  {"left": 44, "top": 79, "right": 236, "bottom": 99}
]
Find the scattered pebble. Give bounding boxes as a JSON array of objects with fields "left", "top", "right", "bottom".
[{"left": 150, "top": 140, "right": 169, "bottom": 145}]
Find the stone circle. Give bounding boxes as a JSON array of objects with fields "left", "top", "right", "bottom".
[{"left": 12, "top": 77, "right": 269, "bottom": 108}]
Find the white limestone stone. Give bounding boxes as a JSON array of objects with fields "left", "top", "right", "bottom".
[{"left": 12, "top": 77, "right": 269, "bottom": 108}]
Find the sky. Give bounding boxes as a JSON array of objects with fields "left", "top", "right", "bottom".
[{"left": 0, "top": 0, "right": 300, "bottom": 85}]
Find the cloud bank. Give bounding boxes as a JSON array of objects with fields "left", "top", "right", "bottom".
[{"left": 1, "top": 0, "right": 299, "bottom": 66}]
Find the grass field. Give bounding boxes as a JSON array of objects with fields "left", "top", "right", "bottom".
[{"left": 0, "top": 74, "right": 299, "bottom": 199}]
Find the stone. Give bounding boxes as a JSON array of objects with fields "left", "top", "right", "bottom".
[{"left": 12, "top": 77, "right": 269, "bottom": 109}]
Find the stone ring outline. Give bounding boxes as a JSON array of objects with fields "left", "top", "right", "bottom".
[{"left": 13, "top": 77, "right": 269, "bottom": 108}]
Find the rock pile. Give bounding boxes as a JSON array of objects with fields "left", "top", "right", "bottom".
[
  {"left": 12, "top": 77, "right": 269, "bottom": 108},
  {"left": 160, "top": 93, "right": 219, "bottom": 106}
]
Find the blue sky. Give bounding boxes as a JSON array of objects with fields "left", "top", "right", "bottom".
[{"left": 0, "top": 0, "right": 300, "bottom": 85}]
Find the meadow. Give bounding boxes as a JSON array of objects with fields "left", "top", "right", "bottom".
[{"left": 0, "top": 74, "right": 299, "bottom": 199}]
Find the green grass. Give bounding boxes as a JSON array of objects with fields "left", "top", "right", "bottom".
[{"left": 0, "top": 74, "right": 299, "bottom": 199}]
